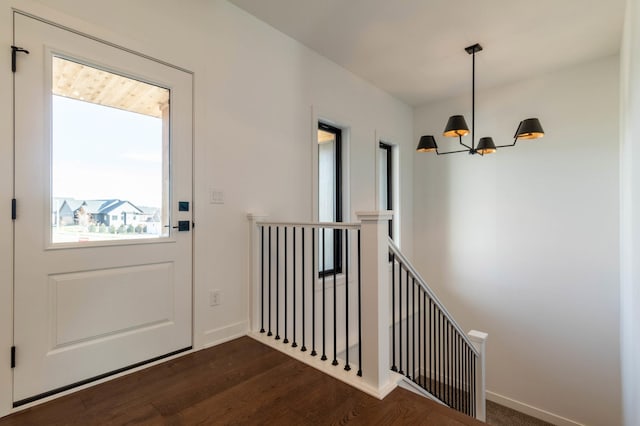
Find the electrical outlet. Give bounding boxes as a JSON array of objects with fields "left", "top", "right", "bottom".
[{"left": 209, "top": 289, "right": 221, "bottom": 307}]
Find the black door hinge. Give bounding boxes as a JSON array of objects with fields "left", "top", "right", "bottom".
[
  {"left": 11, "top": 198, "right": 16, "bottom": 220},
  {"left": 10, "top": 346, "right": 15, "bottom": 369},
  {"left": 11, "top": 45, "right": 29, "bottom": 73}
]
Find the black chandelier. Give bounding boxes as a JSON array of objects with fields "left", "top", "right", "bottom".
[{"left": 416, "top": 43, "right": 544, "bottom": 156}]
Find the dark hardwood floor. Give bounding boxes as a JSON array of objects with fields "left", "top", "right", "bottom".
[{"left": 0, "top": 336, "right": 483, "bottom": 425}]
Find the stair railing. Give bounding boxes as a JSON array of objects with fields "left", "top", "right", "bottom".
[
  {"left": 388, "top": 237, "right": 488, "bottom": 420},
  {"left": 248, "top": 212, "right": 487, "bottom": 420},
  {"left": 248, "top": 217, "right": 363, "bottom": 370}
]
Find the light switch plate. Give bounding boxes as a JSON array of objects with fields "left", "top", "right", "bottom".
[{"left": 210, "top": 189, "right": 224, "bottom": 204}]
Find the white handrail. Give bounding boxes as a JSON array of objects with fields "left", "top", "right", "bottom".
[
  {"left": 256, "top": 221, "right": 361, "bottom": 230},
  {"left": 388, "top": 236, "right": 479, "bottom": 357}
]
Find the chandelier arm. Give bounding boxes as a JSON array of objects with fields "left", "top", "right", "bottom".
[
  {"left": 435, "top": 148, "right": 471, "bottom": 156},
  {"left": 458, "top": 135, "right": 472, "bottom": 150},
  {"left": 494, "top": 137, "right": 519, "bottom": 149}
]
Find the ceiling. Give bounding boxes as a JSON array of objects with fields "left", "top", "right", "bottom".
[
  {"left": 53, "top": 57, "right": 169, "bottom": 118},
  {"left": 229, "top": 0, "right": 626, "bottom": 106}
]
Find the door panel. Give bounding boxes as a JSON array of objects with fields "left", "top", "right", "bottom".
[
  {"left": 50, "top": 263, "right": 174, "bottom": 348},
  {"left": 13, "top": 13, "right": 193, "bottom": 403}
]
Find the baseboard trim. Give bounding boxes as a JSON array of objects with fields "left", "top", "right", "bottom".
[
  {"left": 249, "top": 331, "right": 399, "bottom": 400},
  {"left": 202, "top": 321, "right": 248, "bottom": 348},
  {"left": 487, "top": 390, "right": 584, "bottom": 426}
]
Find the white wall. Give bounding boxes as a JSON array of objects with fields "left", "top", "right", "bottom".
[
  {"left": 413, "top": 56, "right": 621, "bottom": 425},
  {"left": 0, "top": 0, "right": 413, "bottom": 416},
  {"left": 620, "top": 1, "right": 640, "bottom": 425}
]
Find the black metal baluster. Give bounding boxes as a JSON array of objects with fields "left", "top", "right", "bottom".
[
  {"left": 472, "top": 351, "right": 476, "bottom": 417},
  {"left": 357, "top": 229, "right": 362, "bottom": 377},
  {"left": 398, "top": 262, "right": 403, "bottom": 375},
  {"left": 442, "top": 313, "right": 446, "bottom": 402},
  {"left": 467, "top": 340, "right": 470, "bottom": 414},
  {"left": 406, "top": 269, "right": 410, "bottom": 379},
  {"left": 301, "top": 228, "right": 307, "bottom": 352},
  {"left": 292, "top": 227, "right": 297, "bottom": 348},
  {"left": 276, "top": 227, "right": 280, "bottom": 340},
  {"left": 332, "top": 229, "right": 339, "bottom": 366},
  {"left": 460, "top": 343, "right": 464, "bottom": 414},
  {"left": 456, "top": 331, "right": 459, "bottom": 410},
  {"left": 429, "top": 299, "right": 437, "bottom": 395},
  {"left": 457, "top": 335, "right": 464, "bottom": 411},
  {"left": 465, "top": 345, "right": 469, "bottom": 415},
  {"left": 391, "top": 253, "right": 397, "bottom": 372},
  {"left": 423, "top": 292, "right": 427, "bottom": 389},
  {"left": 463, "top": 345, "right": 467, "bottom": 415},
  {"left": 444, "top": 314, "right": 448, "bottom": 403},
  {"left": 344, "top": 229, "right": 351, "bottom": 371},
  {"left": 418, "top": 284, "right": 421, "bottom": 386},
  {"left": 284, "top": 227, "right": 289, "bottom": 344},
  {"left": 321, "top": 228, "right": 327, "bottom": 361},
  {"left": 445, "top": 320, "right": 449, "bottom": 405},
  {"left": 469, "top": 346, "right": 473, "bottom": 416},
  {"left": 439, "top": 310, "right": 443, "bottom": 400},
  {"left": 268, "top": 226, "right": 272, "bottom": 337},
  {"left": 412, "top": 278, "right": 416, "bottom": 382},
  {"left": 260, "top": 226, "right": 265, "bottom": 333},
  {"left": 448, "top": 322, "right": 452, "bottom": 406},
  {"left": 429, "top": 298, "right": 433, "bottom": 393},
  {"left": 460, "top": 336, "right": 463, "bottom": 412},
  {"left": 436, "top": 308, "right": 439, "bottom": 399},
  {"left": 311, "top": 228, "right": 317, "bottom": 356},
  {"left": 455, "top": 333, "right": 459, "bottom": 411},
  {"left": 440, "top": 311, "right": 446, "bottom": 401},
  {"left": 463, "top": 343, "right": 467, "bottom": 415}
]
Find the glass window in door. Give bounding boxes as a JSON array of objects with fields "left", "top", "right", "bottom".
[{"left": 51, "top": 56, "right": 170, "bottom": 244}]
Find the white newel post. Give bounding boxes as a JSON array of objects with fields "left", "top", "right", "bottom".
[
  {"left": 247, "top": 213, "right": 267, "bottom": 333},
  {"left": 356, "top": 211, "right": 394, "bottom": 394},
  {"left": 468, "top": 330, "right": 488, "bottom": 421}
]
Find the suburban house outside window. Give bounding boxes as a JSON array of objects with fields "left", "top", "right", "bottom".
[{"left": 318, "top": 122, "right": 342, "bottom": 275}]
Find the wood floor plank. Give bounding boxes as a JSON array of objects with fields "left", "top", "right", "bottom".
[
  {"left": 0, "top": 336, "right": 483, "bottom": 425},
  {"left": 176, "top": 357, "right": 324, "bottom": 424}
]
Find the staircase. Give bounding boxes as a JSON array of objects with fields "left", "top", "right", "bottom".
[{"left": 248, "top": 212, "right": 488, "bottom": 421}]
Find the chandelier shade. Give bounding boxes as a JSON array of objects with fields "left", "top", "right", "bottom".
[
  {"left": 443, "top": 115, "right": 470, "bottom": 137},
  {"left": 515, "top": 118, "right": 545, "bottom": 140},
  {"left": 476, "top": 137, "right": 496, "bottom": 155},
  {"left": 416, "top": 43, "right": 545, "bottom": 156},
  {"left": 416, "top": 135, "right": 438, "bottom": 152}
]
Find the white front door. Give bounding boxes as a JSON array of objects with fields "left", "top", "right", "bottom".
[{"left": 13, "top": 12, "right": 193, "bottom": 405}]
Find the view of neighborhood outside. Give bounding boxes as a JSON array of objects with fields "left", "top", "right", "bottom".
[{"left": 51, "top": 57, "right": 169, "bottom": 243}]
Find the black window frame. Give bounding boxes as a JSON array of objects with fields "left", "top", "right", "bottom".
[
  {"left": 379, "top": 142, "right": 393, "bottom": 239},
  {"left": 318, "top": 122, "right": 343, "bottom": 277}
]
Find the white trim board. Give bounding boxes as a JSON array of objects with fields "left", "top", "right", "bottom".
[
  {"left": 249, "top": 331, "right": 398, "bottom": 400},
  {"left": 202, "top": 321, "right": 248, "bottom": 349},
  {"left": 396, "top": 375, "right": 446, "bottom": 406},
  {"left": 487, "top": 390, "right": 585, "bottom": 426}
]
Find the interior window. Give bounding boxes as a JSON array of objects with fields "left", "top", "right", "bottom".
[
  {"left": 318, "top": 122, "right": 342, "bottom": 275},
  {"left": 379, "top": 142, "right": 393, "bottom": 239}
]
